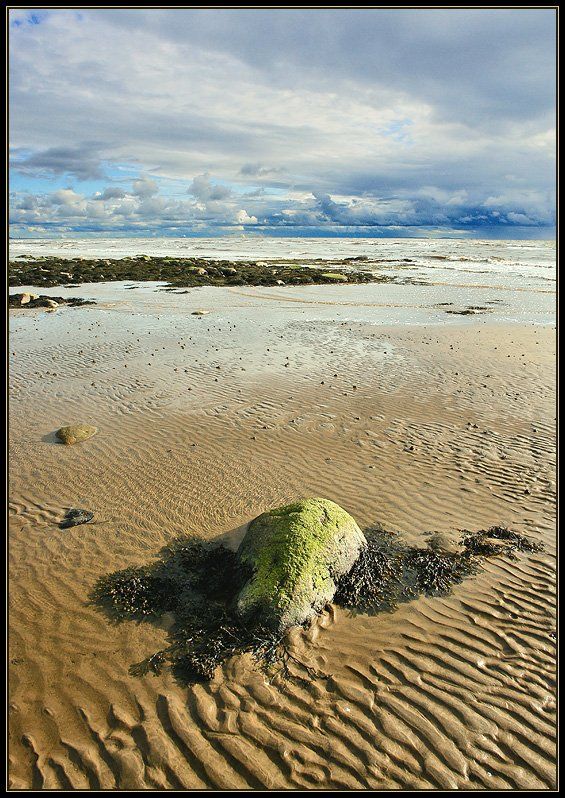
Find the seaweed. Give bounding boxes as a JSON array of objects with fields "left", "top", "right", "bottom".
[
  {"left": 90, "top": 565, "right": 175, "bottom": 622},
  {"left": 90, "top": 538, "right": 289, "bottom": 684},
  {"left": 402, "top": 547, "right": 478, "bottom": 596},
  {"left": 8, "top": 293, "right": 96, "bottom": 308},
  {"left": 333, "top": 531, "right": 406, "bottom": 612},
  {"left": 91, "top": 525, "right": 543, "bottom": 685},
  {"left": 460, "top": 525, "right": 544, "bottom": 560}
]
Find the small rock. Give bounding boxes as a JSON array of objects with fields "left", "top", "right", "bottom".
[
  {"left": 192, "top": 310, "right": 210, "bottom": 316},
  {"left": 59, "top": 508, "right": 94, "bottom": 529},
  {"left": 427, "top": 532, "right": 460, "bottom": 554},
  {"left": 55, "top": 424, "right": 98, "bottom": 445}
]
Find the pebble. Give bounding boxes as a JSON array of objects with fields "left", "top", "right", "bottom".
[{"left": 59, "top": 509, "right": 94, "bottom": 529}]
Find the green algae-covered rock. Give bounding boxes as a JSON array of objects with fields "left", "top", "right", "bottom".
[
  {"left": 56, "top": 424, "right": 98, "bottom": 445},
  {"left": 321, "top": 273, "right": 348, "bottom": 282},
  {"left": 235, "top": 498, "right": 367, "bottom": 631}
]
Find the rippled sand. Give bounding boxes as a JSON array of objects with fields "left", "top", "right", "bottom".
[{"left": 9, "top": 283, "right": 556, "bottom": 789}]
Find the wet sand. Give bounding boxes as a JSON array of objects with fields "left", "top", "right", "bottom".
[{"left": 8, "top": 283, "right": 556, "bottom": 789}]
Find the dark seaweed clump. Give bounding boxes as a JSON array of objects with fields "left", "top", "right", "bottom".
[
  {"left": 333, "top": 529, "right": 479, "bottom": 611},
  {"left": 460, "top": 525, "right": 544, "bottom": 560},
  {"left": 336, "top": 525, "right": 543, "bottom": 613},
  {"left": 91, "top": 526, "right": 542, "bottom": 685},
  {"left": 91, "top": 539, "right": 289, "bottom": 683}
]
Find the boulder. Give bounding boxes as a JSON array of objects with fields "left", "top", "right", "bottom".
[
  {"left": 235, "top": 498, "right": 366, "bottom": 631},
  {"left": 9, "top": 293, "right": 38, "bottom": 307},
  {"left": 55, "top": 424, "right": 98, "bottom": 445}
]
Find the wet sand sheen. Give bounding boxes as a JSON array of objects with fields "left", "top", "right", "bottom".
[{"left": 9, "top": 290, "right": 556, "bottom": 789}]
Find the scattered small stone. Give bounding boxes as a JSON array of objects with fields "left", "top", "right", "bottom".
[{"left": 59, "top": 508, "right": 94, "bottom": 529}]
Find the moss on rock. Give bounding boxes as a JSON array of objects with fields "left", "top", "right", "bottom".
[{"left": 235, "top": 498, "right": 366, "bottom": 630}]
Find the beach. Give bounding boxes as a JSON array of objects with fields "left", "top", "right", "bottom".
[{"left": 8, "top": 242, "right": 556, "bottom": 789}]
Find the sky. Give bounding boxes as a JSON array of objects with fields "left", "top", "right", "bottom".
[{"left": 9, "top": 8, "right": 556, "bottom": 239}]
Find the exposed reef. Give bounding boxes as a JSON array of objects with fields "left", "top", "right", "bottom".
[{"left": 9, "top": 255, "right": 394, "bottom": 289}]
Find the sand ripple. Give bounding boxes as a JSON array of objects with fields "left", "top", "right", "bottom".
[{"left": 9, "top": 308, "right": 556, "bottom": 789}]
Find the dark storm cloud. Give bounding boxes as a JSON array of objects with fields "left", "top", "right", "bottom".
[{"left": 12, "top": 144, "right": 106, "bottom": 180}]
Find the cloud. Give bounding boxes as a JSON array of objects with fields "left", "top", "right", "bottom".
[
  {"left": 239, "top": 163, "right": 285, "bottom": 178},
  {"left": 236, "top": 209, "right": 258, "bottom": 225},
  {"left": 132, "top": 177, "right": 159, "bottom": 197},
  {"left": 188, "top": 173, "right": 232, "bottom": 202},
  {"left": 48, "top": 188, "right": 85, "bottom": 207},
  {"left": 8, "top": 9, "right": 556, "bottom": 237},
  {"left": 9, "top": 180, "right": 554, "bottom": 239},
  {"left": 12, "top": 144, "right": 106, "bottom": 180},
  {"left": 9, "top": 179, "right": 262, "bottom": 235},
  {"left": 94, "top": 187, "right": 126, "bottom": 200}
]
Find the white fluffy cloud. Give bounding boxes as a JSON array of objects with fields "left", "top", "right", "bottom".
[{"left": 10, "top": 177, "right": 262, "bottom": 234}]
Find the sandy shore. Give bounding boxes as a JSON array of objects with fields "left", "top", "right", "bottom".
[{"left": 8, "top": 283, "right": 556, "bottom": 789}]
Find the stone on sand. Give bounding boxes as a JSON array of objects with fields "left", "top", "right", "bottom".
[
  {"left": 9, "top": 293, "right": 38, "bottom": 307},
  {"left": 235, "top": 498, "right": 367, "bottom": 631},
  {"left": 59, "top": 508, "right": 94, "bottom": 529},
  {"left": 56, "top": 424, "right": 98, "bottom": 445}
]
